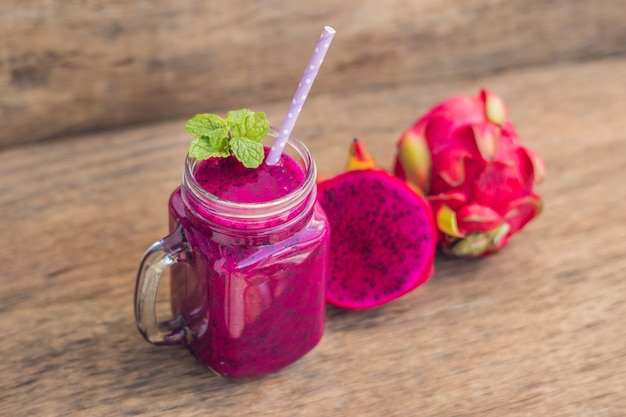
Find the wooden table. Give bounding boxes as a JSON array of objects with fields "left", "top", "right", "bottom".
[{"left": 1, "top": 57, "right": 625, "bottom": 415}]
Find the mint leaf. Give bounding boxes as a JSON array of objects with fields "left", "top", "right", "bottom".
[
  {"left": 185, "top": 109, "right": 270, "bottom": 166},
  {"left": 228, "top": 109, "right": 269, "bottom": 142},
  {"left": 185, "top": 114, "right": 227, "bottom": 137},
  {"left": 230, "top": 137, "right": 264, "bottom": 168},
  {"left": 188, "top": 137, "right": 230, "bottom": 160},
  {"left": 225, "top": 109, "right": 253, "bottom": 125}
]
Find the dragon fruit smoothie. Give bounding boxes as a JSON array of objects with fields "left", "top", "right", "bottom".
[
  {"left": 167, "top": 142, "right": 329, "bottom": 378},
  {"left": 135, "top": 29, "right": 337, "bottom": 377}
]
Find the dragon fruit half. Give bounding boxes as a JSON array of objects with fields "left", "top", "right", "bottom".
[
  {"left": 393, "top": 89, "right": 545, "bottom": 257},
  {"left": 317, "top": 139, "right": 436, "bottom": 309}
]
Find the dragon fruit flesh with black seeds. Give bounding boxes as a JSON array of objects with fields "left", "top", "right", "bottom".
[{"left": 317, "top": 139, "right": 436, "bottom": 309}]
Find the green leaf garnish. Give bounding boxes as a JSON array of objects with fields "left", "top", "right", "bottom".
[
  {"left": 188, "top": 137, "right": 230, "bottom": 160},
  {"left": 227, "top": 109, "right": 270, "bottom": 142},
  {"left": 231, "top": 138, "right": 265, "bottom": 168},
  {"left": 184, "top": 113, "right": 228, "bottom": 137},
  {"left": 185, "top": 109, "right": 270, "bottom": 168}
]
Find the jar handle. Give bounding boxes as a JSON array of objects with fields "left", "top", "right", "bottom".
[{"left": 134, "top": 225, "right": 190, "bottom": 345}]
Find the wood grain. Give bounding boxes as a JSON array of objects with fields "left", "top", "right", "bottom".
[
  {"left": 1, "top": 0, "right": 625, "bottom": 148},
  {"left": 1, "top": 53, "right": 625, "bottom": 416}
]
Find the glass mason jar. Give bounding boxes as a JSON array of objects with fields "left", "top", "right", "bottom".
[{"left": 134, "top": 133, "right": 330, "bottom": 378}]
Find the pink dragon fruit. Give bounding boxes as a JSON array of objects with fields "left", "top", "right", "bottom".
[
  {"left": 393, "top": 89, "right": 545, "bottom": 257},
  {"left": 317, "top": 139, "right": 436, "bottom": 309}
]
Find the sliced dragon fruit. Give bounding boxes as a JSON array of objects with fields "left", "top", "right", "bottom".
[{"left": 317, "top": 168, "right": 436, "bottom": 309}]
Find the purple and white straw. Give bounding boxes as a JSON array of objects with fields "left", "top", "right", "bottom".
[{"left": 265, "top": 26, "right": 336, "bottom": 166}]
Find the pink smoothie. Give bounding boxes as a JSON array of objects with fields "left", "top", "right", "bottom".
[
  {"left": 168, "top": 150, "right": 329, "bottom": 378},
  {"left": 193, "top": 151, "right": 304, "bottom": 203}
]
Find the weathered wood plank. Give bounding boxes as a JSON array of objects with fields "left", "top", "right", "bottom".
[
  {"left": 1, "top": 57, "right": 625, "bottom": 416},
  {"left": 1, "top": 0, "right": 625, "bottom": 148}
]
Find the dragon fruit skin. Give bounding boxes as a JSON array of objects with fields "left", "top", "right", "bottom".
[{"left": 393, "top": 89, "right": 545, "bottom": 257}]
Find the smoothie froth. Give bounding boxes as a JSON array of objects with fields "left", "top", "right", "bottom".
[{"left": 194, "top": 150, "right": 304, "bottom": 203}]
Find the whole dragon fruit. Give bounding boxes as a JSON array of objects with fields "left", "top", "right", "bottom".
[{"left": 393, "top": 89, "right": 545, "bottom": 257}]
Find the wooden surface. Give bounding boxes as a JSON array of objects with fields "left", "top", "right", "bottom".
[
  {"left": 1, "top": 53, "right": 626, "bottom": 415},
  {"left": 1, "top": 0, "right": 626, "bottom": 148}
]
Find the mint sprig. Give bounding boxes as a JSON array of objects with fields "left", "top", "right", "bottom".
[{"left": 185, "top": 109, "right": 270, "bottom": 168}]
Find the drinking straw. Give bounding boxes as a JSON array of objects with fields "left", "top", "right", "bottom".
[{"left": 265, "top": 26, "right": 336, "bottom": 166}]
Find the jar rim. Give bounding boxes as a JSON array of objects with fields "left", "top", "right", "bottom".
[{"left": 181, "top": 130, "right": 317, "bottom": 221}]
